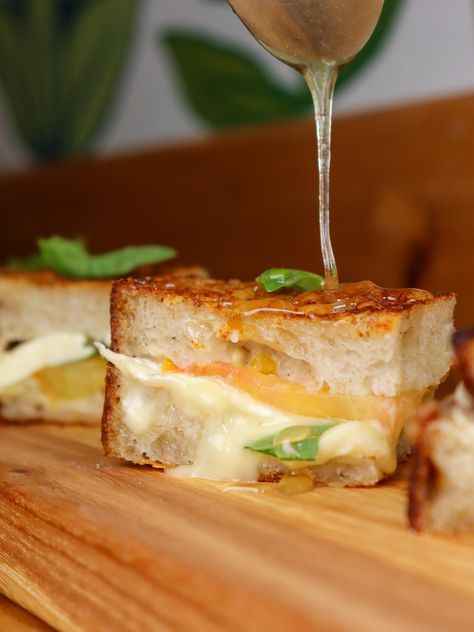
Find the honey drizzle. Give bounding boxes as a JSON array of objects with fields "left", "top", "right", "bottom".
[
  {"left": 221, "top": 474, "right": 315, "bottom": 496},
  {"left": 277, "top": 471, "right": 315, "bottom": 495},
  {"left": 227, "top": 1, "right": 384, "bottom": 286},
  {"left": 234, "top": 280, "right": 433, "bottom": 319}
]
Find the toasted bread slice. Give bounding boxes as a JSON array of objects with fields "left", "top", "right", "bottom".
[
  {"left": 101, "top": 277, "right": 455, "bottom": 485},
  {"left": 408, "top": 331, "right": 474, "bottom": 532},
  {"left": 0, "top": 267, "right": 207, "bottom": 424}
]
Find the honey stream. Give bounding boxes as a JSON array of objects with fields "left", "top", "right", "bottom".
[{"left": 228, "top": 0, "right": 385, "bottom": 287}]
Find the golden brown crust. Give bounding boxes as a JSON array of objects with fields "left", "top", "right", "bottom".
[
  {"left": 101, "top": 365, "right": 121, "bottom": 456},
  {"left": 408, "top": 403, "right": 440, "bottom": 531},
  {"left": 0, "top": 269, "right": 112, "bottom": 289},
  {"left": 111, "top": 276, "right": 455, "bottom": 323},
  {"left": 136, "top": 264, "right": 208, "bottom": 280},
  {"left": 110, "top": 282, "right": 134, "bottom": 352}
]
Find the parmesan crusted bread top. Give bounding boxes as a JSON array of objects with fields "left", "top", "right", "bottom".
[{"left": 110, "top": 277, "right": 456, "bottom": 397}]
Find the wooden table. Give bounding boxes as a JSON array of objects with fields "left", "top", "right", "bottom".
[
  {"left": 0, "top": 595, "right": 53, "bottom": 631},
  {"left": 0, "top": 424, "right": 473, "bottom": 631}
]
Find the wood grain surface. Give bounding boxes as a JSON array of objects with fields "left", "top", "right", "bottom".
[
  {"left": 0, "top": 424, "right": 473, "bottom": 631},
  {"left": 0, "top": 595, "right": 53, "bottom": 632}
]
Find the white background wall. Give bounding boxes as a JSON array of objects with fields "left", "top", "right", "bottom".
[{"left": 1, "top": 0, "right": 474, "bottom": 172}]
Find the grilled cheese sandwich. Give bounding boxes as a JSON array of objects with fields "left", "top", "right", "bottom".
[{"left": 101, "top": 277, "right": 455, "bottom": 486}]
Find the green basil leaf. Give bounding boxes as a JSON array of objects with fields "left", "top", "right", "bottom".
[
  {"left": 246, "top": 423, "right": 334, "bottom": 461},
  {"left": 256, "top": 269, "right": 325, "bottom": 293},
  {"left": 8, "top": 237, "right": 86, "bottom": 271},
  {"left": 38, "top": 237, "right": 90, "bottom": 276},
  {"left": 273, "top": 437, "right": 320, "bottom": 461},
  {"left": 9, "top": 236, "right": 177, "bottom": 279},
  {"left": 244, "top": 434, "right": 276, "bottom": 457},
  {"left": 7, "top": 252, "right": 47, "bottom": 271},
  {"left": 77, "top": 244, "right": 177, "bottom": 279}
]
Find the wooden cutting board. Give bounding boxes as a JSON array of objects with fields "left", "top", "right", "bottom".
[
  {"left": 1, "top": 424, "right": 474, "bottom": 632},
  {"left": 0, "top": 595, "right": 53, "bottom": 632}
]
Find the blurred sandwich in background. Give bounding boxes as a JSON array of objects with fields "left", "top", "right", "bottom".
[
  {"left": 409, "top": 330, "right": 474, "bottom": 533},
  {"left": 0, "top": 237, "right": 206, "bottom": 424}
]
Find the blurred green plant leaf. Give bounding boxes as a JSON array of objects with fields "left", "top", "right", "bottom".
[
  {"left": 163, "top": 0, "right": 406, "bottom": 128},
  {"left": 0, "top": 0, "right": 138, "bottom": 161},
  {"left": 163, "top": 31, "right": 310, "bottom": 128}
]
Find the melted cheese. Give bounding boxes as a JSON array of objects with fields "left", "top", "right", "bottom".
[
  {"left": 99, "top": 345, "right": 396, "bottom": 481},
  {"left": 0, "top": 333, "right": 95, "bottom": 392}
]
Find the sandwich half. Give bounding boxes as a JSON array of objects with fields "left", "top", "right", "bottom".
[
  {"left": 0, "top": 266, "right": 206, "bottom": 424},
  {"left": 408, "top": 331, "right": 474, "bottom": 532},
  {"left": 0, "top": 271, "right": 109, "bottom": 424},
  {"left": 101, "top": 277, "right": 455, "bottom": 486}
]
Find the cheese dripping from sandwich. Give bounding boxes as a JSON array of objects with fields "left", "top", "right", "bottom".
[{"left": 98, "top": 344, "right": 396, "bottom": 482}]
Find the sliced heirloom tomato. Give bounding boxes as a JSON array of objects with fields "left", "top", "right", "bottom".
[
  {"left": 179, "top": 361, "right": 426, "bottom": 433},
  {"left": 35, "top": 356, "right": 107, "bottom": 401}
]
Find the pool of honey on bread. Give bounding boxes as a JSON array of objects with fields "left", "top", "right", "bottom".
[
  {"left": 146, "top": 278, "right": 434, "bottom": 316},
  {"left": 232, "top": 281, "right": 433, "bottom": 316}
]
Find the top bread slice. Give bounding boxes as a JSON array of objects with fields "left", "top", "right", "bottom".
[
  {"left": 102, "top": 277, "right": 455, "bottom": 483},
  {"left": 109, "top": 277, "right": 455, "bottom": 398}
]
